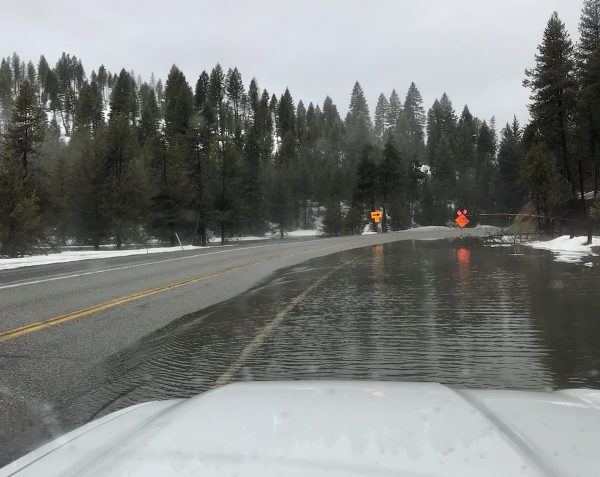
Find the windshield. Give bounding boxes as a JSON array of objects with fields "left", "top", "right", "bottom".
[{"left": 0, "top": 0, "right": 599, "bottom": 474}]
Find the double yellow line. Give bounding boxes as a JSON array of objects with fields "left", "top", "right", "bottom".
[
  {"left": 0, "top": 260, "right": 274, "bottom": 343},
  {"left": 0, "top": 240, "right": 362, "bottom": 343}
]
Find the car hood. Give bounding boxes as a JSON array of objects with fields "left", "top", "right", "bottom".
[{"left": 2, "top": 381, "right": 599, "bottom": 477}]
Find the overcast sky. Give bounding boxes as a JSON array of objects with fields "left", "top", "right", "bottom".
[{"left": 1, "top": 0, "right": 584, "bottom": 130}]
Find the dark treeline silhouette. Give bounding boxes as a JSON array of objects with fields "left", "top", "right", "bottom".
[{"left": 1, "top": 3, "right": 599, "bottom": 257}]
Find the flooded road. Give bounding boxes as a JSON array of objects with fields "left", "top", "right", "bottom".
[{"left": 64, "top": 238, "right": 600, "bottom": 425}]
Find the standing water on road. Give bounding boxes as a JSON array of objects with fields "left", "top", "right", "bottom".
[{"left": 68, "top": 238, "right": 600, "bottom": 421}]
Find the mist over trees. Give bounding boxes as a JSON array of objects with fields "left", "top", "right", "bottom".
[{"left": 1, "top": 2, "right": 599, "bottom": 256}]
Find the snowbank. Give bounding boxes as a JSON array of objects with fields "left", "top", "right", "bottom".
[
  {"left": 525, "top": 235, "right": 600, "bottom": 264},
  {"left": 0, "top": 245, "right": 206, "bottom": 271},
  {"left": 287, "top": 229, "right": 319, "bottom": 237},
  {"left": 213, "top": 235, "right": 270, "bottom": 243}
]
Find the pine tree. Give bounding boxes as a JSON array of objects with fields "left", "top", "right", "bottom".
[
  {"left": 226, "top": 67, "right": 244, "bottom": 123},
  {"left": 4, "top": 80, "right": 46, "bottom": 177},
  {"left": 37, "top": 55, "right": 50, "bottom": 103},
  {"left": 403, "top": 82, "right": 426, "bottom": 145},
  {"left": 497, "top": 117, "right": 526, "bottom": 212},
  {"left": 431, "top": 134, "right": 456, "bottom": 208},
  {"left": 374, "top": 93, "right": 389, "bottom": 140},
  {"left": 110, "top": 69, "right": 138, "bottom": 123},
  {"left": 577, "top": 0, "right": 600, "bottom": 197},
  {"left": 0, "top": 58, "right": 13, "bottom": 122},
  {"left": 476, "top": 121, "right": 498, "bottom": 211},
  {"left": 68, "top": 131, "right": 110, "bottom": 249},
  {"left": 0, "top": 153, "right": 41, "bottom": 257},
  {"left": 277, "top": 88, "right": 296, "bottom": 164},
  {"left": 104, "top": 109, "right": 144, "bottom": 249},
  {"left": 524, "top": 12, "right": 577, "bottom": 190},
  {"left": 345, "top": 81, "right": 372, "bottom": 162},
  {"left": 354, "top": 144, "right": 378, "bottom": 214},
  {"left": 26, "top": 61, "right": 36, "bottom": 92},
  {"left": 12, "top": 53, "right": 23, "bottom": 92},
  {"left": 426, "top": 99, "right": 443, "bottom": 166},
  {"left": 213, "top": 141, "right": 242, "bottom": 242},
  {"left": 194, "top": 71, "right": 209, "bottom": 111},
  {"left": 242, "top": 122, "right": 265, "bottom": 234},
  {"left": 97, "top": 65, "right": 108, "bottom": 101},
  {"left": 439, "top": 93, "right": 457, "bottom": 135},
  {"left": 386, "top": 89, "right": 402, "bottom": 130},
  {"left": 578, "top": 0, "right": 600, "bottom": 64},
  {"left": 266, "top": 165, "right": 293, "bottom": 238},
  {"left": 74, "top": 79, "right": 104, "bottom": 134},
  {"left": 247, "top": 78, "right": 260, "bottom": 122},
  {"left": 520, "top": 143, "right": 569, "bottom": 227},
  {"left": 208, "top": 64, "right": 225, "bottom": 128},
  {"left": 259, "top": 90, "right": 273, "bottom": 163},
  {"left": 138, "top": 83, "right": 160, "bottom": 145},
  {"left": 380, "top": 136, "right": 405, "bottom": 231},
  {"left": 455, "top": 105, "right": 476, "bottom": 174},
  {"left": 0, "top": 80, "right": 46, "bottom": 256},
  {"left": 163, "top": 65, "right": 193, "bottom": 140},
  {"left": 42, "top": 118, "right": 68, "bottom": 244},
  {"left": 55, "top": 53, "right": 81, "bottom": 135},
  {"left": 44, "top": 69, "right": 60, "bottom": 114}
]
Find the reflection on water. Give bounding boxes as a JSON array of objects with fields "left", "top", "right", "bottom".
[
  {"left": 65, "top": 240, "right": 600, "bottom": 421},
  {"left": 371, "top": 244, "right": 384, "bottom": 288},
  {"left": 456, "top": 247, "right": 471, "bottom": 285}
]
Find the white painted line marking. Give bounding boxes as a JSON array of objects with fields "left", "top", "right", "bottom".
[{"left": 0, "top": 241, "right": 327, "bottom": 290}]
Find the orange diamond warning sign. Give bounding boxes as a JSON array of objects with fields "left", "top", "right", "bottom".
[
  {"left": 455, "top": 215, "right": 469, "bottom": 228},
  {"left": 455, "top": 209, "right": 469, "bottom": 228}
]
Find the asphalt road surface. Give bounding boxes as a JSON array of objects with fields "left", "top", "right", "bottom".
[{"left": 0, "top": 227, "right": 495, "bottom": 465}]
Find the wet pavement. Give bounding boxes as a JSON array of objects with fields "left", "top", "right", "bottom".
[
  {"left": 64, "top": 239, "right": 600, "bottom": 419},
  {"left": 3, "top": 237, "right": 600, "bottom": 465}
]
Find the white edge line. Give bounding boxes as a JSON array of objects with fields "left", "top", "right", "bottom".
[{"left": 0, "top": 240, "right": 328, "bottom": 290}]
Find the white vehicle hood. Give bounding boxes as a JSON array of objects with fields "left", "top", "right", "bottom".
[{"left": 2, "top": 381, "right": 599, "bottom": 477}]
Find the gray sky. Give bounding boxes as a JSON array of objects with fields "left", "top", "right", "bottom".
[{"left": 1, "top": 0, "right": 584, "bottom": 130}]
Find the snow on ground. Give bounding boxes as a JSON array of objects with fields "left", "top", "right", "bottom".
[
  {"left": 0, "top": 245, "right": 206, "bottom": 271},
  {"left": 362, "top": 223, "right": 378, "bottom": 235},
  {"left": 525, "top": 235, "right": 600, "bottom": 264},
  {"left": 212, "top": 235, "right": 270, "bottom": 243},
  {"left": 287, "top": 229, "right": 319, "bottom": 237},
  {"left": 409, "top": 226, "right": 452, "bottom": 233},
  {"left": 486, "top": 236, "right": 516, "bottom": 247}
]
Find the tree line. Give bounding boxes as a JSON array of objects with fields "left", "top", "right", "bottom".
[{"left": 1, "top": 1, "right": 599, "bottom": 257}]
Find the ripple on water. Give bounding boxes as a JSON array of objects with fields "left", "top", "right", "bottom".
[{"left": 65, "top": 240, "right": 600, "bottom": 420}]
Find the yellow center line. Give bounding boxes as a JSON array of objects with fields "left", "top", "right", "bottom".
[
  {"left": 214, "top": 260, "right": 350, "bottom": 387},
  {"left": 0, "top": 240, "right": 363, "bottom": 343}
]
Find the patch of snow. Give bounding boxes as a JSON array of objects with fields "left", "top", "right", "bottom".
[
  {"left": 584, "top": 262, "right": 594, "bottom": 268},
  {"left": 577, "top": 191, "right": 596, "bottom": 200},
  {"left": 419, "top": 164, "right": 431, "bottom": 175},
  {"left": 0, "top": 245, "right": 207, "bottom": 271},
  {"left": 409, "top": 225, "right": 449, "bottom": 232},
  {"left": 525, "top": 235, "right": 600, "bottom": 264},
  {"left": 475, "top": 224, "right": 500, "bottom": 231},
  {"left": 484, "top": 234, "right": 527, "bottom": 248},
  {"left": 213, "top": 235, "right": 270, "bottom": 242},
  {"left": 361, "top": 223, "right": 378, "bottom": 235},
  {"left": 313, "top": 215, "right": 323, "bottom": 231},
  {"left": 287, "top": 229, "right": 319, "bottom": 238}
]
